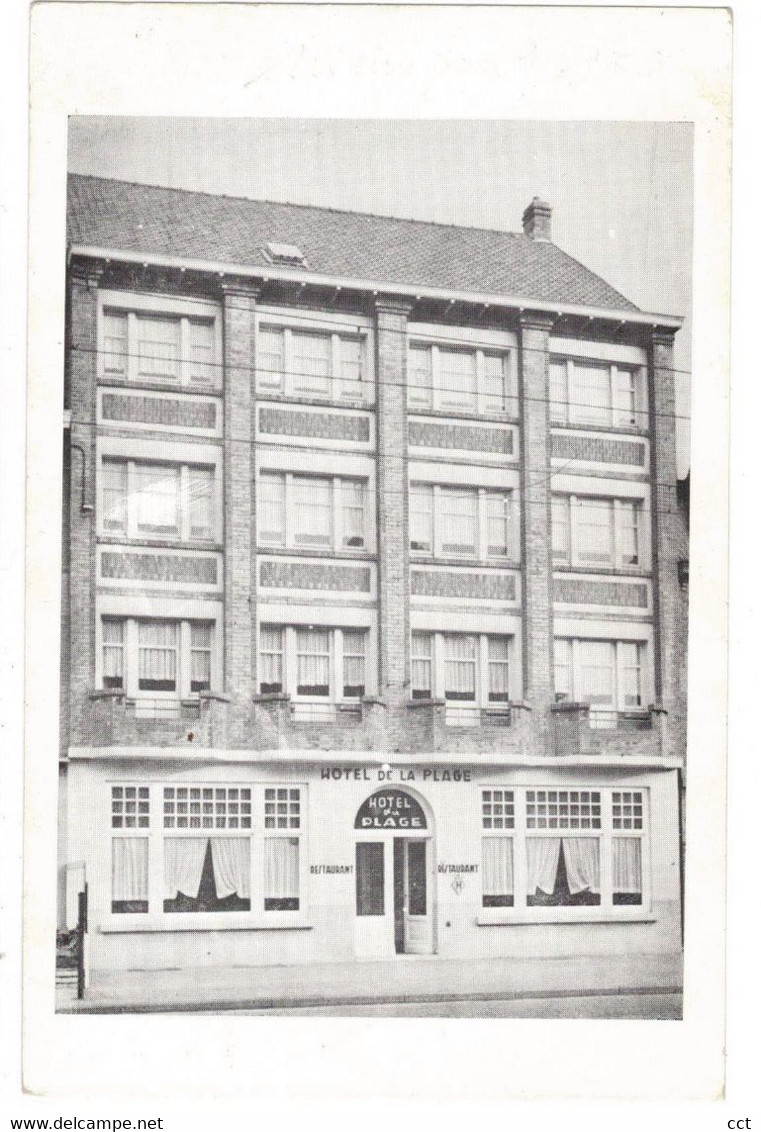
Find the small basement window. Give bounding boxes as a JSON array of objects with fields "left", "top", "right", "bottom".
[{"left": 262, "top": 242, "right": 308, "bottom": 267}]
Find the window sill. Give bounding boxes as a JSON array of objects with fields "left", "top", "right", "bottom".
[
  {"left": 476, "top": 909, "right": 655, "bottom": 926},
  {"left": 410, "top": 554, "right": 521, "bottom": 570},
  {"left": 407, "top": 407, "right": 520, "bottom": 427},
  {"left": 97, "top": 536, "right": 223, "bottom": 553},
  {"left": 255, "top": 390, "right": 375, "bottom": 412},
  {"left": 550, "top": 421, "right": 649, "bottom": 439},
  {"left": 552, "top": 564, "right": 652, "bottom": 578},
  {"left": 101, "top": 914, "right": 313, "bottom": 933},
  {"left": 98, "top": 375, "right": 222, "bottom": 396},
  {"left": 257, "top": 545, "right": 376, "bottom": 561}
]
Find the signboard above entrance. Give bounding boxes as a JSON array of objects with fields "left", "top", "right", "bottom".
[{"left": 354, "top": 790, "right": 427, "bottom": 830}]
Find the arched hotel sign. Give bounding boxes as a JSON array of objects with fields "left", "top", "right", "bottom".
[{"left": 354, "top": 789, "right": 427, "bottom": 830}]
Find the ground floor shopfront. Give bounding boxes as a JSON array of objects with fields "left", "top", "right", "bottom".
[{"left": 60, "top": 752, "right": 683, "bottom": 981}]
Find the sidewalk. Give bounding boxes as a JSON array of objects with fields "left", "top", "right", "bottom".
[{"left": 57, "top": 952, "right": 682, "bottom": 1014}]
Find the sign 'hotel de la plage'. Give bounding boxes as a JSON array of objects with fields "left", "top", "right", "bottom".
[{"left": 58, "top": 175, "right": 688, "bottom": 994}]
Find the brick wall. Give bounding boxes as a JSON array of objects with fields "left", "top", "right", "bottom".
[
  {"left": 375, "top": 300, "right": 412, "bottom": 703},
  {"left": 66, "top": 265, "right": 100, "bottom": 746},
  {"left": 519, "top": 313, "right": 555, "bottom": 749},
  {"left": 650, "top": 328, "right": 686, "bottom": 761},
  {"left": 222, "top": 284, "right": 258, "bottom": 743}
]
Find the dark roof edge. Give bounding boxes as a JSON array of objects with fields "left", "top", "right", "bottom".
[
  {"left": 68, "top": 243, "right": 684, "bottom": 329},
  {"left": 68, "top": 171, "right": 532, "bottom": 241}
]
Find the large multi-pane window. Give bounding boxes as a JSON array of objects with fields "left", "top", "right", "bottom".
[
  {"left": 408, "top": 343, "right": 515, "bottom": 415},
  {"left": 109, "top": 783, "right": 304, "bottom": 917},
  {"left": 256, "top": 324, "right": 370, "bottom": 402},
  {"left": 100, "top": 617, "right": 216, "bottom": 705},
  {"left": 101, "top": 306, "right": 217, "bottom": 387},
  {"left": 550, "top": 357, "right": 646, "bottom": 429},
  {"left": 554, "top": 638, "right": 646, "bottom": 723},
  {"left": 410, "top": 631, "right": 513, "bottom": 707},
  {"left": 100, "top": 458, "right": 216, "bottom": 542},
  {"left": 258, "top": 473, "right": 371, "bottom": 552},
  {"left": 258, "top": 625, "right": 369, "bottom": 702},
  {"left": 409, "top": 484, "right": 516, "bottom": 560},
  {"left": 551, "top": 494, "right": 644, "bottom": 569},
  {"left": 480, "top": 787, "right": 647, "bottom": 913}
]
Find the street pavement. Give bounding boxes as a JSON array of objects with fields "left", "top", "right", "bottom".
[{"left": 205, "top": 992, "right": 682, "bottom": 1019}]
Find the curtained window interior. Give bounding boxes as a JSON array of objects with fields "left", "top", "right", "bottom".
[
  {"left": 613, "top": 837, "right": 643, "bottom": 904},
  {"left": 163, "top": 837, "right": 251, "bottom": 913},
  {"left": 111, "top": 838, "right": 149, "bottom": 913},
  {"left": 526, "top": 838, "right": 601, "bottom": 906},
  {"left": 138, "top": 620, "right": 178, "bottom": 692},
  {"left": 342, "top": 630, "right": 366, "bottom": 699},
  {"left": 264, "top": 837, "right": 300, "bottom": 910},
  {"left": 482, "top": 837, "right": 514, "bottom": 907},
  {"left": 411, "top": 632, "right": 433, "bottom": 698},
  {"left": 259, "top": 625, "right": 284, "bottom": 694}
]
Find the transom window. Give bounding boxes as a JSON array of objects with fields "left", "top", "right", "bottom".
[
  {"left": 554, "top": 638, "right": 646, "bottom": 724},
  {"left": 101, "top": 308, "right": 217, "bottom": 388},
  {"left": 411, "top": 631, "right": 513, "bottom": 708},
  {"left": 552, "top": 494, "right": 643, "bottom": 569},
  {"left": 480, "top": 786, "right": 648, "bottom": 912},
  {"left": 163, "top": 787, "right": 252, "bottom": 830},
  {"left": 408, "top": 343, "right": 515, "bottom": 416},
  {"left": 258, "top": 472, "right": 371, "bottom": 552},
  {"left": 257, "top": 325, "right": 369, "bottom": 403},
  {"left": 109, "top": 782, "right": 304, "bottom": 917},
  {"left": 101, "top": 458, "right": 215, "bottom": 542},
  {"left": 100, "top": 617, "right": 216, "bottom": 706},
  {"left": 550, "top": 357, "right": 646, "bottom": 429},
  {"left": 409, "top": 483, "right": 516, "bottom": 560},
  {"left": 111, "top": 786, "right": 150, "bottom": 829},
  {"left": 258, "top": 625, "right": 369, "bottom": 702}
]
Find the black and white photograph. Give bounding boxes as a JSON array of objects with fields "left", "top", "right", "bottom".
[
  {"left": 15, "top": 1, "right": 734, "bottom": 1108},
  {"left": 55, "top": 117, "right": 690, "bottom": 1020}
]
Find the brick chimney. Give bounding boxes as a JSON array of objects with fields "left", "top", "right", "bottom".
[{"left": 522, "top": 197, "right": 552, "bottom": 241}]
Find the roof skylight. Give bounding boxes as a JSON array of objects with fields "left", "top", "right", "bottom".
[{"left": 262, "top": 242, "right": 308, "bottom": 267}]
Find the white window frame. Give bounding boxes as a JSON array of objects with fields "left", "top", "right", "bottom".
[
  {"left": 257, "top": 472, "right": 373, "bottom": 553},
  {"left": 254, "top": 309, "right": 374, "bottom": 404},
  {"left": 407, "top": 341, "right": 518, "bottom": 417},
  {"left": 97, "top": 615, "right": 221, "bottom": 703},
  {"left": 99, "top": 456, "right": 219, "bottom": 543},
  {"left": 410, "top": 630, "right": 516, "bottom": 707},
  {"left": 409, "top": 483, "right": 517, "bottom": 561},
  {"left": 549, "top": 356, "right": 648, "bottom": 430},
  {"left": 551, "top": 493, "right": 645, "bottom": 570},
  {"left": 553, "top": 637, "right": 650, "bottom": 717},
  {"left": 105, "top": 782, "right": 308, "bottom": 929},
  {"left": 257, "top": 624, "right": 375, "bottom": 704},
  {"left": 479, "top": 785, "right": 651, "bottom": 921},
  {"left": 97, "top": 290, "right": 222, "bottom": 390}
]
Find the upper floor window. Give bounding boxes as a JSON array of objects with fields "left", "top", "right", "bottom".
[
  {"left": 101, "top": 458, "right": 215, "bottom": 543},
  {"left": 551, "top": 494, "right": 644, "bottom": 570},
  {"left": 258, "top": 472, "right": 371, "bottom": 552},
  {"left": 258, "top": 625, "right": 369, "bottom": 703},
  {"left": 554, "top": 637, "right": 647, "bottom": 725},
  {"left": 550, "top": 357, "right": 646, "bottom": 429},
  {"left": 409, "top": 483, "right": 516, "bottom": 560},
  {"left": 257, "top": 325, "right": 369, "bottom": 403},
  {"left": 411, "top": 631, "right": 513, "bottom": 706},
  {"left": 102, "top": 309, "right": 217, "bottom": 388},
  {"left": 408, "top": 343, "right": 515, "bottom": 416},
  {"left": 100, "top": 617, "right": 216, "bottom": 707}
]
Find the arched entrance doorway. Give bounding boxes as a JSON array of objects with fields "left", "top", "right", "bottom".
[{"left": 353, "top": 787, "right": 436, "bottom": 958}]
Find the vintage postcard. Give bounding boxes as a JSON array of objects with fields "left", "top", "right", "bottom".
[{"left": 22, "top": 1, "right": 730, "bottom": 1105}]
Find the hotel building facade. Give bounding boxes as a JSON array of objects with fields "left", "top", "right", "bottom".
[{"left": 59, "top": 176, "right": 687, "bottom": 983}]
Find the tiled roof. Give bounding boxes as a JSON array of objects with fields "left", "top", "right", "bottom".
[{"left": 67, "top": 174, "right": 640, "bottom": 312}]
